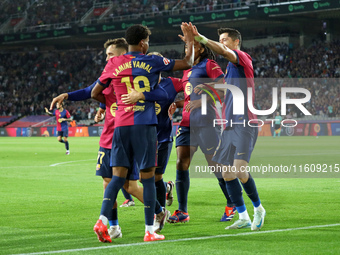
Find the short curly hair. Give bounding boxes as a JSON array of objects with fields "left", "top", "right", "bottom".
[{"left": 125, "top": 24, "right": 151, "bottom": 45}]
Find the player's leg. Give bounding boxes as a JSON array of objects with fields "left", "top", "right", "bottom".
[
  {"left": 120, "top": 187, "right": 135, "bottom": 207},
  {"left": 63, "top": 132, "right": 70, "bottom": 154},
  {"left": 102, "top": 177, "right": 122, "bottom": 239},
  {"left": 95, "top": 147, "right": 122, "bottom": 239},
  {"left": 155, "top": 141, "right": 173, "bottom": 208},
  {"left": 168, "top": 145, "right": 196, "bottom": 223},
  {"left": 169, "top": 126, "right": 196, "bottom": 223},
  {"left": 199, "top": 126, "right": 235, "bottom": 221},
  {"left": 236, "top": 160, "right": 266, "bottom": 231},
  {"left": 131, "top": 125, "right": 164, "bottom": 241},
  {"left": 212, "top": 127, "right": 250, "bottom": 229},
  {"left": 226, "top": 126, "right": 265, "bottom": 230},
  {"left": 94, "top": 127, "right": 132, "bottom": 242},
  {"left": 57, "top": 131, "right": 64, "bottom": 144},
  {"left": 206, "top": 155, "right": 236, "bottom": 222},
  {"left": 140, "top": 168, "right": 165, "bottom": 241},
  {"left": 122, "top": 172, "right": 169, "bottom": 234},
  {"left": 221, "top": 160, "right": 252, "bottom": 230},
  {"left": 94, "top": 167, "right": 128, "bottom": 243}
]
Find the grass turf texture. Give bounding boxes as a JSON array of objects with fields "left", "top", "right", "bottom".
[{"left": 0, "top": 136, "right": 339, "bottom": 255}]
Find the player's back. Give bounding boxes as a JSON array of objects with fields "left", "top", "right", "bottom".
[
  {"left": 99, "top": 52, "right": 174, "bottom": 127},
  {"left": 156, "top": 77, "right": 182, "bottom": 143}
]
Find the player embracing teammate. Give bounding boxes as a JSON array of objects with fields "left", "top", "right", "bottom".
[
  {"left": 190, "top": 23, "right": 266, "bottom": 230},
  {"left": 91, "top": 23, "right": 195, "bottom": 242}
]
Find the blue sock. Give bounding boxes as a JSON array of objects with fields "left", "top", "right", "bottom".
[
  {"left": 141, "top": 176, "right": 156, "bottom": 226},
  {"left": 218, "top": 178, "right": 234, "bottom": 207},
  {"left": 65, "top": 141, "right": 69, "bottom": 150},
  {"left": 155, "top": 200, "right": 162, "bottom": 214},
  {"left": 59, "top": 139, "right": 65, "bottom": 143},
  {"left": 100, "top": 176, "right": 126, "bottom": 217},
  {"left": 225, "top": 179, "right": 246, "bottom": 213},
  {"left": 241, "top": 173, "right": 261, "bottom": 207},
  {"left": 176, "top": 170, "right": 190, "bottom": 213},
  {"left": 155, "top": 179, "right": 166, "bottom": 207},
  {"left": 121, "top": 187, "right": 133, "bottom": 201},
  {"left": 108, "top": 208, "right": 118, "bottom": 227}
]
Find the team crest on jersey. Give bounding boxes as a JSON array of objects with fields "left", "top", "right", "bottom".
[
  {"left": 185, "top": 82, "right": 193, "bottom": 96},
  {"left": 163, "top": 58, "right": 170, "bottom": 65},
  {"left": 155, "top": 102, "right": 161, "bottom": 115},
  {"left": 110, "top": 102, "right": 117, "bottom": 117}
]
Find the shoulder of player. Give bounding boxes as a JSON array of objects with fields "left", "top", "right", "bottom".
[
  {"left": 234, "top": 49, "right": 252, "bottom": 61},
  {"left": 205, "top": 58, "right": 222, "bottom": 69}
]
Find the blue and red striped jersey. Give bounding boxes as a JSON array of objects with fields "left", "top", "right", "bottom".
[
  {"left": 181, "top": 58, "right": 224, "bottom": 127},
  {"left": 53, "top": 109, "right": 70, "bottom": 131},
  {"left": 156, "top": 77, "right": 182, "bottom": 143},
  {"left": 99, "top": 52, "right": 175, "bottom": 127},
  {"left": 223, "top": 49, "right": 257, "bottom": 126}
]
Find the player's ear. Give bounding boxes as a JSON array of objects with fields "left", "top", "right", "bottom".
[
  {"left": 235, "top": 39, "right": 240, "bottom": 48},
  {"left": 140, "top": 40, "right": 145, "bottom": 48}
]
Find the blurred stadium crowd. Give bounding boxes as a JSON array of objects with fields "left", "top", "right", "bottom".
[
  {"left": 1, "top": 0, "right": 298, "bottom": 28},
  {"left": 1, "top": 40, "right": 339, "bottom": 120}
]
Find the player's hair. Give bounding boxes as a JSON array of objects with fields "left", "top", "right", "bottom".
[
  {"left": 199, "top": 43, "right": 216, "bottom": 62},
  {"left": 125, "top": 24, "right": 151, "bottom": 45},
  {"left": 147, "top": 52, "right": 163, "bottom": 57},
  {"left": 217, "top": 28, "right": 242, "bottom": 48},
  {"left": 103, "top": 38, "right": 128, "bottom": 51},
  {"left": 182, "top": 43, "right": 216, "bottom": 62},
  {"left": 57, "top": 101, "right": 64, "bottom": 107}
]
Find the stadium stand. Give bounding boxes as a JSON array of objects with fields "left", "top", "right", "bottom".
[
  {"left": 6, "top": 115, "right": 53, "bottom": 128},
  {"left": 0, "top": 0, "right": 305, "bottom": 32},
  {"left": 0, "top": 40, "right": 339, "bottom": 120},
  {"left": 0, "top": 116, "right": 18, "bottom": 127}
]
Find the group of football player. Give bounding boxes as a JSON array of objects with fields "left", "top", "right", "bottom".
[{"left": 49, "top": 22, "right": 266, "bottom": 243}]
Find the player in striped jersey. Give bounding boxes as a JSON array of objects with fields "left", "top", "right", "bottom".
[{"left": 191, "top": 24, "right": 266, "bottom": 231}]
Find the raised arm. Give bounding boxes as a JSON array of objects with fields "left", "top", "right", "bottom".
[
  {"left": 190, "top": 23, "right": 237, "bottom": 64},
  {"left": 49, "top": 81, "right": 97, "bottom": 110},
  {"left": 172, "top": 23, "right": 195, "bottom": 71}
]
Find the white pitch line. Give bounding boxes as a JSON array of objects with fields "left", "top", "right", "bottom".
[
  {"left": 49, "top": 159, "right": 95, "bottom": 167},
  {"left": 15, "top": 223, "right": 340, "bottom": 255}
]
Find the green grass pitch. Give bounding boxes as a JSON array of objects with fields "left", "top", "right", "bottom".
[{"left": 0, "top": 136, "right": 339, "bottom": 255}]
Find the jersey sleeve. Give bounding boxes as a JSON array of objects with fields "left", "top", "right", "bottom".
[
  {"left": 66, "top": 110, "right": 71, "bottom": 118},
  {"left": 99, "top": 59, "right": 115, "bottom": 88},
  {"left": 206, "top": 60, "right": 224, "bottom": 82},
  {"left": 99, "top": 103, "right": 106, "bottom": 110},
  {"left": 67, "top": 80, "right": 98, "bottom": 101},
  {"left": 150, "top": 55, "right": 175, "bottom": 72},
  {"left": 170, "top": 77, "right": 183, "bottom": 93},
  {"left": 143, "top": 84, "right": 168, "bottom": 102},
  {"left": 233, "top": 50, "right": 248, "bottom": 68},
  {"left": 52, "top": 110, "right": 56, "bottom": 116}
]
